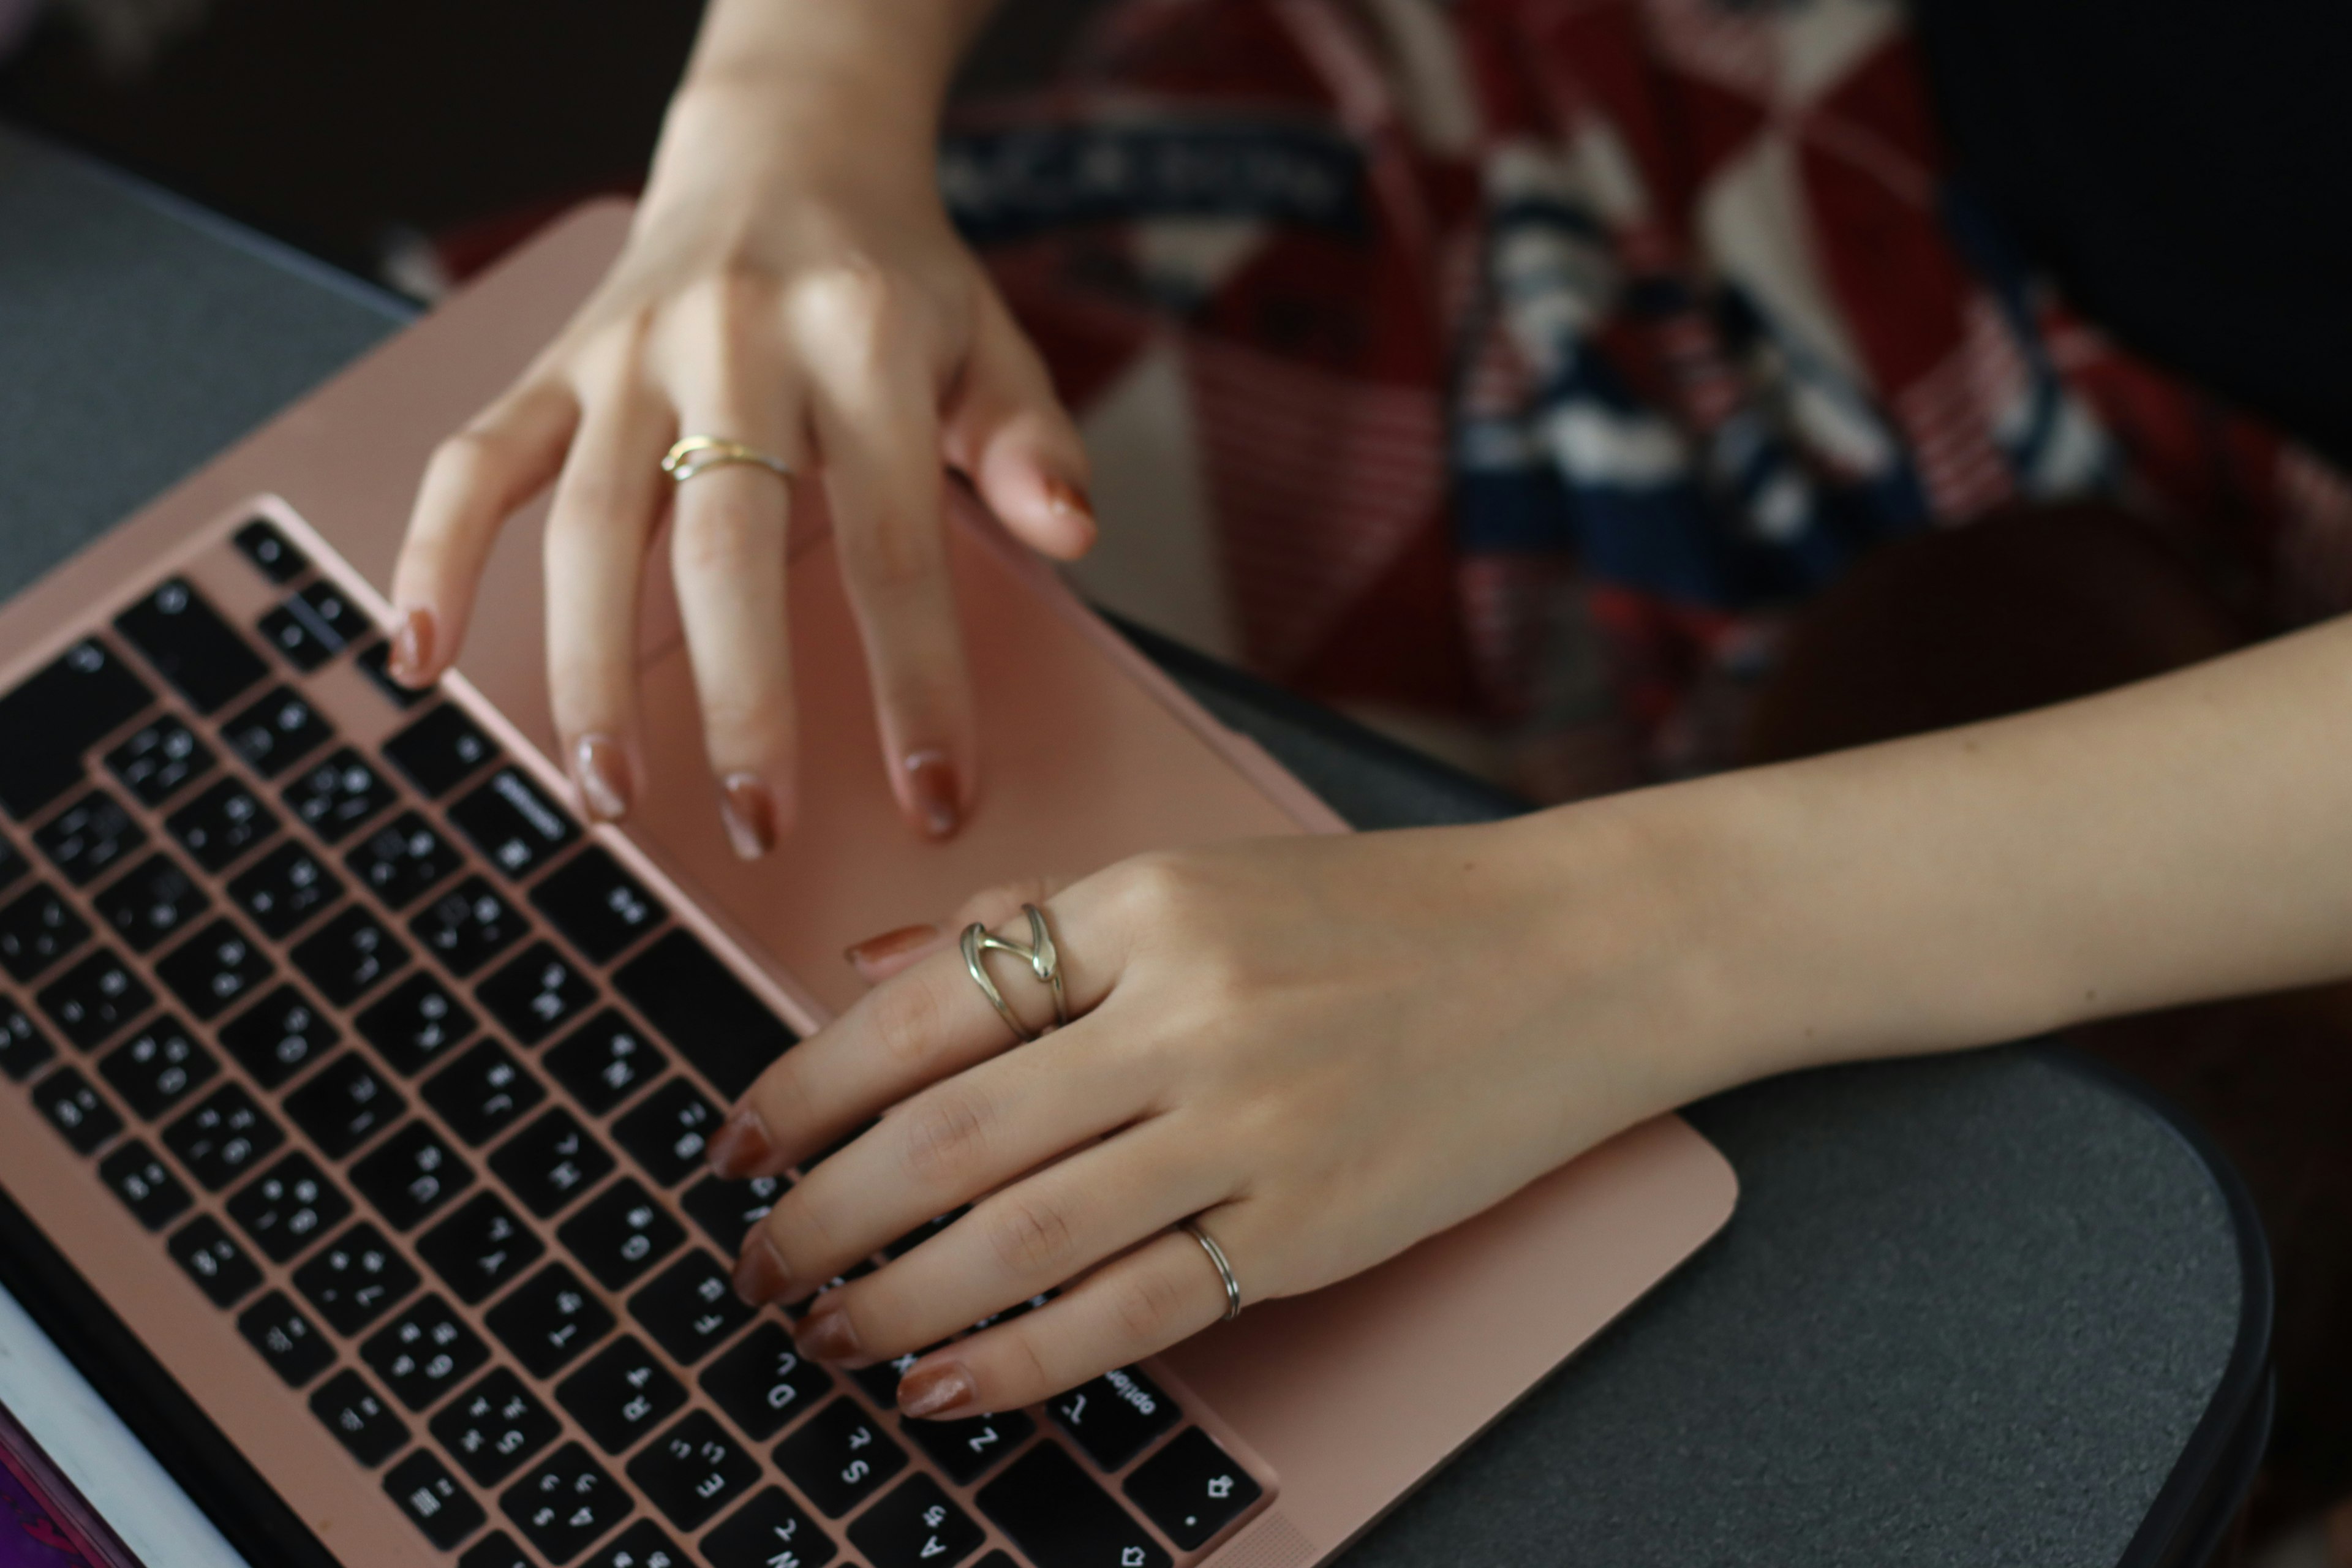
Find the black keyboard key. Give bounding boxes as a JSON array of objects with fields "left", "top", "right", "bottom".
[
  {"left": 529, "top": 848, "right": 665, "bottom": 965},
  {"left": 0, "top": 1000, "right": 55, "bottom": 1081},
  {"left": 491, "top": 1108, "right": 615, "bottom": 1218},
  {"left": 156, "top": 916, "right": 274, "bottom": 1019},
  {"left": 96, "top": 851, "right": 210, "bottom": 951},
  {"left": 614, "top": 932, "right": 796, "bottom": 1101},
  {"left": 386, "top": 1448, "right": 488, "bottom": 1551},
  {"left": 105, "top": 715, "right": 217, "bottom": 808},
  {"left": 450, "top": 769, "right": 579, "bottom": 881},
  {"left": 353, "top": 1118, "right": 475, "bottom": 1231},
  {"left": 0, "top": 883, "right": 90, "bottom": 979},
  {"left": 99, "top": 1139, "right": 191, "bottom": 1229},
  {"left": 292, "top": 905, "right": 409, "bottom": 1006},
  {"left": 223, "top": 686, "right": 334, "bottom": 778},
  {"left": 0, "top": 835, "right": 21, "bottom": 894},
  {"left": 851, "top": 1474, "right": 986, "bottom": 1568},
  {"left": 557, "top": 1177, "right": 684, "bottom": 1291},
  {"left": 235, "top": 518, "right": 309, "bottom": 582},
  {"left": 703, "top": 1489, "right": 835, "bottom": 1568},
  {"left": 547, "top": 1012, "right": 665, "bottom": 1117},
  {"left": 355, "top": 640, "right": 432, "bottom": 709},
  {"left": 557, "top": 1335, "right": 685, "bottom": 1455},
  {"left": 228, "top": 1150, "right": 352, "bottom": 1261},
  {"left": 167, "top": 777, "right": 279, "bottom": 872},
  {"left": 434, "top": 1367, "right": 562, "bottom": 1487},
  {"left": 1048, "top": 1367, "right": 1180, "bottom": 1472},
  {"left": 501, "top": 1442, "right": 629, "bottom": 1563},
  {"left": 34, "top": 790, "right": 146, "bottom": 886},
  {"left": 385, "top": 704, "right": 498, "bottom": 799},
  {"left": 358, "top": 971, "right": 477, "bottom": 1076},
  {"left": 285, "top": 1053, "right": 405, "bottom": 1157},
  {"left": 227, "top": 840, "right": 341, "bottom": 939},
  {"left": 628, "top": 1251, "right": 754, "bottom": 1366},
  {"left": 115, "top": 578, "right": 266, "bottom": 715},
  {"left": 259, "top": 581, "right": 363, "bottom": 672},
  {"left": 37, "top": 947, "right": 151, "bottom": 1049},
  {"left": 902, "top": 1410, "right": 1035, "bottom": 1487},
  {"left": 283, "top": 748, "right": 396, "bottom": 842},
  {"left": 312, "top": 1368, "right": 410, "bottom": 1466},
  {"left": 164, "top": 1082, "right": 282, "bottom": 1188},
  {"left": 978, "top": 1442, "right": 1170, "bottom": 1568},
  {"left": 680, "top": 1174, "right": 786, "bottom": 1254},
  {"left": 168, "top": 1213, "right": 263, "bottom": 1306},
  {"left": 628, "top": 1410, "right": 758, "bottom": 1531},
  {"left": 701, "top": 1322, "right": 832, "bottom": 1445},
  {"left": 1123, "top": 1428, "right": 1259, "bottom": 1550},
  {"left": 417, "top": 1192, "right": 546, "bottom": 1305},
  {"left": 219, "top": 984, "right": 338, "bottom": 1087},
  {"left": 99, "top": 1014, "right": 217, "bottom": 1118},
  {"left": 486, "top": 1263, "right": 612, "bottom": 1377},
  {"left": 363, "top": 1295, "right": 491, "bottom": 1412},
  {"left": 582, "top": 1520, "right": 685, "bottom": 1568},
  {"left": 459, "top": 1534, "right": 531, "bottom": 1568},
  {"left": 427, "top": 1039, "right": 545, "bottom": 1146},
  {"left": 773, "top": 1396, "right": 905, "bottom": 1518},
  {"left": 611, "top": 1078, "right": 718, "bottom": 1188},
  {"left": 347, "top": 812, "right": 461, "bottom": 910},
  {"left": 412, "top": 877, "right": 524, "bottom": 977},
  {"left": 238, "top": 1290, "right": 334, "bottom": 1387},
  {"left": 0, "top": 639, "right": 154, "bottom": 820},
  {"left": 293, "top": 1222, "right": 419, "bottom": 1334},
  {"left": 479, "top": 943, "right": 597, "bottom": 1046}
]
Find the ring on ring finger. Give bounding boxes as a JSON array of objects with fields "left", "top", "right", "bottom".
[{"left": 960, "top": 903, "right": 1068, "bottom": 1044}]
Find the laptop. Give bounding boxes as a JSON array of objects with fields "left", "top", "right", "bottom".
[{"left": 0, "top": 203, "right": 1735, "bottom": 1568}]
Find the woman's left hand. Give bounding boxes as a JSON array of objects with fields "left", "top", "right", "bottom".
[{"left": 706, "top": 808, "right": 1742, "bottom": 1419}]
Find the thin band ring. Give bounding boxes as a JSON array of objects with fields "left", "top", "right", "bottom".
[
  {"left": 661, "top": 435, "right": 794, "bottom": 484},
  {"left": 959, "top": 903, "right": 1068, "bottom": 1045},
  {"left": 1184, "top": 1221, "right": 1243, "bottom": 1322}
]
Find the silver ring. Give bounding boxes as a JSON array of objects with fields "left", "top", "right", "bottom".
[
  {"left": 661, "top": 435, "right": 794, "bottom": 484},
  {"left": 1184, "top": 1221, "right": 1242, "bottom": 1322},
  {"left": 959, "top": 903, "right": 1068, "bottom": 1045}
]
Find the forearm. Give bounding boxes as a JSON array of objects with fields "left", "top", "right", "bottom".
[{"left": 1580, "top": 613, "right": 2352, "bottom": 1087}]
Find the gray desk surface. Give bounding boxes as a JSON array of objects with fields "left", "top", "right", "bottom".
[{"left": 0, "top": 126, "right": 2258, "bottom": 1567}]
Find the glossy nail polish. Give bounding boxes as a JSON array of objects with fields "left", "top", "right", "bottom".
[
  {"left": 898, "top": 1362, "right": 975, "bottom": 1419},
  {"left": 797, "top": 1306, "right": 861, "bottom": 1362},
  {"left": 706, "top": 1105, "right": 772, "bottom": 1180},
  {"left": 844, "top": 923, "right": 941, "bottom": 971},
  {"left": 732, "top": 1235, "right": 790, "bottom": 1307},
  {"left": 904, "top": 752, "right": 960, "bottom": 840},
  {"left": 720, "top": 774, "right": 778, "bottom": 860},
  {"left": 386, "top": 606, "right": 436, "bottom": 688},
  {"left": 1042, "top": 475, "right": 1096, "bottom": 524},
  {"left": 571, "top": 734, "right": 633, "bottom": 823}
]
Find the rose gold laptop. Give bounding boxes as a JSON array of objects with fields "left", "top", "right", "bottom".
[{"left": 0, "top": 205, "right": 1734, "bottom": 1568}]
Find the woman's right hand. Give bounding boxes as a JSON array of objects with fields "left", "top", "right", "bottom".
[{"left": 386, "top": 16, "right": 1091, "bottom": 853}]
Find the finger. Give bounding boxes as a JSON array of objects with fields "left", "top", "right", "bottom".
[
  {"left": 842, "top": 875, "right": 1068, "bottom": 986},
  {"left": 540, "top": 367, "right": 674, "bottom": 823},
  {"left": 737, "top": 1010, "right": 1159, "bottom": 1313},
  {"left": 789, "top": 1117, "right": 1227, "bottom": 1365},
  {"left": 391, "top": 379, "right": 578, "bottom": 685},
  {"left": 662, "top": 295, "right": 808, "bottom": 856},
  {"left": 892, "top": 1212, "right": 1250, "bottom": 1419},
  {"left": 940, "top": 281, "right": 1096, "bottom": 559},
  {"left": 712, "top": 885, "right": 1126, "bottom": 1182},
  {"left": 791, "top": 271, "right": 976, "bottom": 840}
]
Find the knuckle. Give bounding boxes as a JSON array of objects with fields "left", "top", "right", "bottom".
[
  {"left": 985, "top": 1191, "right": 1078, "bottom": 1276},
  {"left": 1109, "top": 1261, "right": 1192, "bottom": 1344},
  {"left": 899, "top": 1087, "right": 990, "bottom": 1188},
  {"left": 794, "top": 258, "right": 897, "bottom": 337},
  {"left": 1109, "top": 851, "right": 1207, "bottom": 925}
]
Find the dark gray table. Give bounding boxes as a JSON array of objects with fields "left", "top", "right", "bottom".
[{"left": 0, "top": 124, "right": 2267, "bottom": 1567}]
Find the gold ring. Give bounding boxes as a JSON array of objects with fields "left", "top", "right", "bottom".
[
  {"left": 661, "top": 435, "right": 794, "bottom": 484},
  {"left": 959, "top": 903, "right": 1068, "bottom": 1045}
]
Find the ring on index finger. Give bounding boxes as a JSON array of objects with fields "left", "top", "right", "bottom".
[{"left": 960, "top": 903, "right": 1068, "bottom": 1044}]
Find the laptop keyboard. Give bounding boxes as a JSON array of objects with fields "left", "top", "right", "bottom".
[{"left": 0, "top": 510, "right": 1268, "bottom": 1568}]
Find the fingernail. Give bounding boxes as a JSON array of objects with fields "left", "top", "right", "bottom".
[
  {"left": 720, "top": 773, "right": 778, "bottom": 860},
  {"left": 798, "top": 1305, "right": 861, "bottom": 1362},
  {"left": 732, "top": 1235, "right": 790, "bottom": 1306},
  {"left": 899, "top": 1362, "right": 976, "bottom": 1419},
  {"left": 386, "top": 606, "right": 436, "bottom": 687},
  {"left": 1042, "top": 476, "right": 1095, "bottom": 524},
  {"left": 707, "top": 1106, "right": 774, "bottom": 1179},
  {"left": 845, "top": 923, "right": 941, "bottom": 972},
  {"left": 904, "top": 751, "right": 960, "bottom": 840},
  {"left": 571, "top": 734, "right": 633, "bottom": 823}
]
